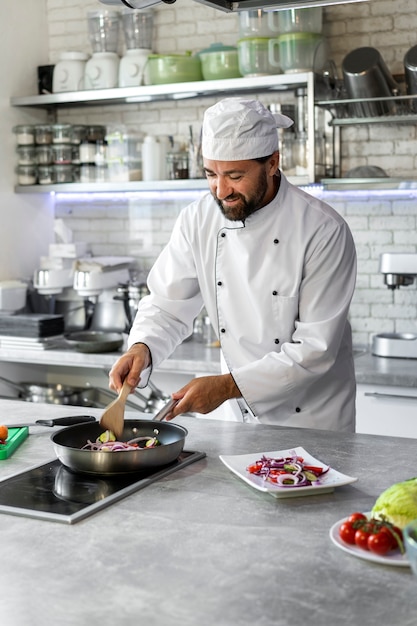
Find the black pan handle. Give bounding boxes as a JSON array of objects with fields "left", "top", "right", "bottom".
[{"left": 35, "top": 415, "right": 97, "bottom": 427}]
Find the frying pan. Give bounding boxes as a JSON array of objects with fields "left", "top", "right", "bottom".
[
  {"left": 64, "top": 331, "right": 124, "bottom": 353},
  {"left": 51, "top": 419, "right": 188, "bottom": 476}
]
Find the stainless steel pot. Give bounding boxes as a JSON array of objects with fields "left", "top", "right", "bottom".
[
  {"left": 51, "top": 419, "right": 188, "bottom": 475},
  {"left": 0, "top": 375, "right": 99, "bottom": 406}
]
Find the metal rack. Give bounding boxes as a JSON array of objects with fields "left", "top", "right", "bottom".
[
  {"left": 315, "top": 93, "right": 417, "bottom": 126},
  {"left": 10, "top": 72, "right": 326, "bottom": 191}
]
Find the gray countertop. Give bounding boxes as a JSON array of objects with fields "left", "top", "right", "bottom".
[
  {"left": 0, "top": 400, "right": 416, "bottom": 626},
  {"left": 1, "top": 340, "right": 417, "bottom": 388}
]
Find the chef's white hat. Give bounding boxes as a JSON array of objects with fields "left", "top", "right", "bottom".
[{"left": 201, "top": 98, "right": 294, "bottom": 161}]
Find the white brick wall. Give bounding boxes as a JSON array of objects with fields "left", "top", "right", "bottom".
[{"left": 46, "top": 0, "right": 417, "bottom": 349}]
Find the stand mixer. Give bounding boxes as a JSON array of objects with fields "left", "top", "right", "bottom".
[
  {"left": 34, "top": 255, "right": 135, "bottom": 332},
  {"left": 372, "top": 252, "right": 417, "bottom": 358}
]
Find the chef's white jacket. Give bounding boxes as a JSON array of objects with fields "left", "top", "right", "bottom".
[{"left": 129, "top": 173, "right": 357, "bottom": 432}]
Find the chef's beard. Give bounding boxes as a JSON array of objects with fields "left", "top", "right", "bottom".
[{"left": 213, "top": 168, "right": 269, "bottom": 222}]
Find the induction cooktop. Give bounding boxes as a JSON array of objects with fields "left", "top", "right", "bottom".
[{"left": 0, "top": 450, "right": 205, "bottom": 524}]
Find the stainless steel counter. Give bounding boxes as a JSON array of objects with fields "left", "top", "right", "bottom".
[
  {"left": 0, "top": 399, "right": 416, "bottom": 626},
  {"left": 0, "top": 340, "right": 416, "bottom": 388}
]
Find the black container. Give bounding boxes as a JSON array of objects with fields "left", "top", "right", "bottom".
[{"left": 37, "top": 65, "right": 55, "bottom": 95}]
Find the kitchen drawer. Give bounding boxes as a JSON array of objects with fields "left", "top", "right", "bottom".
[{"left": 356, "top": 383, "right": 417, "bottom": 438}]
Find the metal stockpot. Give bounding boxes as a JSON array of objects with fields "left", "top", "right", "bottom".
[
  {"left": 51, "top": 419, "right": 188, "bottom": 475},
  {"left": 342, "top": 47, "right": 398, "bottom": 117}
]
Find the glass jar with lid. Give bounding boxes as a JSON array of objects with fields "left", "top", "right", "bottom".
[
  {"left": 16, "top": 164, "right": 37, "bottom": 185},
  {"left": 16, "top": 145, "right": 36, "bottom": 165},
  {"left": 13, "top": 125, "right": 35, "bottom": 146},
  {"left": 52, "top": 143, "right": 73, "bottom": 164},
  {"left": 38, "top": 165, "right": 55, "bottom": 185},
  {"left": 34, "top": 124, "right": 53, "bottom": 145},
  {"left": 71, "top": 125, "right": 88, "bottom": 145},
  {"left": 51, "top": 124, "right": 73, "bottom": 144},
  {"left": 86, "top": 125, "right": 106, "bottom": 143},
  {"left": 35, "top": 145, "right": 53, "bottom": 165},
  {"left": 53, "top": 164, "right": 74, "bottom": 183}
]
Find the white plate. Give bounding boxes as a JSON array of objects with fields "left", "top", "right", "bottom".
[
  {"left": 219, "top": 446, "right": 357, "bottom": 499},
  {"left": 329, "top": 514, "right": 410, "bottom": 567}
]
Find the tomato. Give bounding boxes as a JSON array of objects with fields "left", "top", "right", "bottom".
[
  {"left": 368, "top": 531, "right": 393, "bottom": 556},
  {"left": 247, "top": 462, "right": 262, "bottom": 473},
  {"left": 0, "top": 425, "right": 8, "bottom": 441},
  {"left": 355, "top": 528, "right": 372, "bottom": 550},
  {"left": 348, "top": 512, "right": 367, "bottom": 525},
  {"left": 339, "top": 521, "right": 356, "bottom": 545}
]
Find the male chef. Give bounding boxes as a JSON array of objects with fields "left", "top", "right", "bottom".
[{"left": 109, "top": 98, "right": 357, "bottom": 431}]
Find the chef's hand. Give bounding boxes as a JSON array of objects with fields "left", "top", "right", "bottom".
[
  {"left": 108, "top": 343, "right": 152, "bottom": 393},
  {"left": 166, "top": 374, "right": 241, "bottom": 419}
]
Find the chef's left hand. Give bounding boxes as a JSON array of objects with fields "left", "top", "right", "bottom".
[{"left": 167, "top": 374, "right": 241, "bottom": 419}]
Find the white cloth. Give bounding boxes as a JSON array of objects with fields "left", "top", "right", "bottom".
[
  {"left": 202, "top": 98, "right": 294, "bottom": 161},
  {"left": 128, "top": 173, "right": 357, "bottom": 432}
]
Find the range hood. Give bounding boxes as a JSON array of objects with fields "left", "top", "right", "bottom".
[{"left": 100, "top": 0, "right": 368, "bottom": 13}]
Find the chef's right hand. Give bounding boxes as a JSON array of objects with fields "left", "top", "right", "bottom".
[{"left": 108, "top": 342, "right": 152, "bottom": 393}]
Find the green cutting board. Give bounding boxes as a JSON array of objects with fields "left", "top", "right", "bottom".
[{"left": 0, "top": 427, "right": 29, "bottom": 460}]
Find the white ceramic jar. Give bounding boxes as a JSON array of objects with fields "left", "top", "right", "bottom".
[
  {"left": 84, "top": 52, "right": 119, "bottom": 90},
  {"left": 53, "top": 52, "right": 89, "bottom": 93},
  {"left": 118, "top": 48, "right": 151, "bottom": 87}
]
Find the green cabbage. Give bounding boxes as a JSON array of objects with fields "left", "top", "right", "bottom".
[{"left": 372, "top": 477, "right": 417, "bottom": 529}]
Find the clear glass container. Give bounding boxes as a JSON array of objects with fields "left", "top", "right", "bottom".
[
  {"left": 80, "top": 163, "right": 97, "bottom": 183},
  {"left": 87, "top": 125, "right": 106, "bottom": 143},
  {"left": 51, "top": 124, "right": 73, "bottom": 144},
  {"left": 37, "top": 165, "right": 55, "bottom": 185},
  {"left": 52, "top": 143, "right": 73, "bottom": 164},
  {"left": 53, "top": 164, "right": 73, "bottom": 183},
  {"left": 16, "top": 165, "right": 37, "bottom": 185},
  {"left": 34, "top": 124, "right": 53, "bottom": 145},
  {"left": 71, "top": 125, "right": 88, "bottom": 145},
  {"left": 13, "top": 125, "right": 35, "bottom": 146},
  {"left": 16, "top": 145, "right": 36, "bottom": 165},
  {"left": 35, "top": 145, "right": 53, "bottom": 165},
  {"left": 166, "top": 150, "right": 189, "bottom": 179}
]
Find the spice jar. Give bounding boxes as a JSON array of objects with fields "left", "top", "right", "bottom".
[
  {"left": 16, "top": 165, "right": 37, "bottom": 185},
  {"left": 34, "top": 124, "right": 53, "bottom": 145},
  {"left": 51, "top": 124, "right": 73, "bottom": 144},
  {"left": 16, "top": 145, "right": 36, "bottom": 165},
  {"left": 52, "top": 143, "right": 73, "bottom": 164},
  {"left": 86, "top": 125, "right": 106, "bottom": 143},
  {"left": 13, "top": 125, "right": 35, "bottom": 146},
  {"left": 35, "top": 145, "right": 53, "bottom": 165},
  {"left": 53, "top": 164, "right": 74, "bottom": 183},
  {"left": 71, "top": 125, "right": 88, "bottom": 145},
  {"left": 38, "top": 165, "right": 55, "bottom": 185}
]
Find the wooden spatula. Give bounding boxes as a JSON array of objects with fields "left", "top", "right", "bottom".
[{"left": 99, "top": 379, "right": 131, "bottom": 439}]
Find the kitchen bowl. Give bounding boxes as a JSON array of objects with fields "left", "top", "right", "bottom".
[
  {"left": 144, "top": 52, "right": 202, "bottom": 85},
  {"left": 198, "top": 43, "right": 242, "bottom": 80},
  {"left": 403, "top": 520, "right": 417, "bottom": 577}
]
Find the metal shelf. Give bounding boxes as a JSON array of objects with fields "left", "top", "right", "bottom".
[
  {"left": 15, "top": 175, "right": 311, "bottom": 194},
  {"left": 11, "top": 73, "right": 312, "bottom": 109}
]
